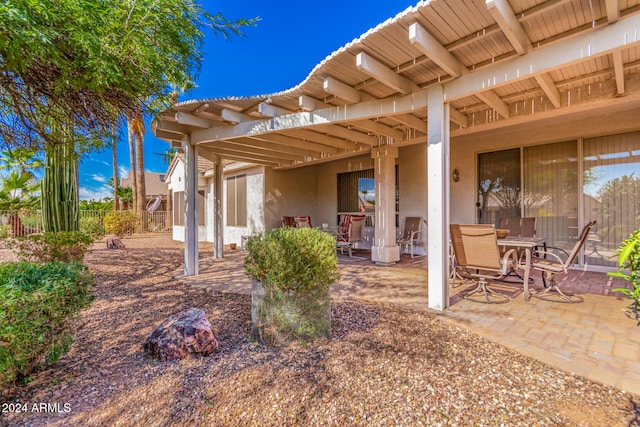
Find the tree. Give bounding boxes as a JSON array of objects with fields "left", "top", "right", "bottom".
[
  {"left": 2, "top": 1, "right": 256, "bottom": 231},
  {"left": 0, "top": 148, "right": 42, "bottom": 210},
  {"left": 127, "top": 119, "right": 138, "bottom": 214},
  {"left": 0, "top": 171, "right": 40, "bottom": 211},
  {"left": 131, "top": 111, "right": 146, "bottom": 215},
  {"left": 111, "top": 125, "right": 119, "bottom": 210},
  {"left": 0, "top": 148, "right": 43, "bottom": 178},
  {"left": 1, "top": 0, "right": 257, "bottom": 151},
  {"left": 155, "top": 147, "right": 178, "bottom": 167}
]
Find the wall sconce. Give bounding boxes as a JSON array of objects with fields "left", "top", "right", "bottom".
[{"left": 452, "top": 168, "right": 460, "bottom": 182}]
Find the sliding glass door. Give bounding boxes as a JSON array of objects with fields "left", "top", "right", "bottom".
[
  {"left": 583, "top": 131, "right": 640, "bottom": 267},
  {"left": 476, "top": 131, "right": 640, "bottom": 269},
  {"left": 477, "top": 148, "right": 520, "bottom": 225},
  {"left": 523, "top": 141, "right": 578, "bottom": 250},
  {"left": 478, "top": 142, "right": 580, "bottom": 256}
]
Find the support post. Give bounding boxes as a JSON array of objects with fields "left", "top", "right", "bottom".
[
  {"left": 183, "top": 136, "right": 199, "bottom": 276},
  {"left": 214, "top": 156, "right": 224, "bottom": 258},
  {"left": 427, "top": 85, "right": 450, "bottom": 311},
  {"left": 371, "top": 145, "right": 400, "bottom": 265}
]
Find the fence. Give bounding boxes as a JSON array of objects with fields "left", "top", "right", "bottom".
[{"left": 0, "top": 210, "right": 170, "bottom": 237}]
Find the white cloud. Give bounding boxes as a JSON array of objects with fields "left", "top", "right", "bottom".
[
  {"left": 79, "top": 185, "right": 112, "bottom": 201},
  {"left": 90, "top": 173, "right": 107, "bottom": 183},
  {"left": 118, "top": 165, "right": 129, "bottom": 178}
]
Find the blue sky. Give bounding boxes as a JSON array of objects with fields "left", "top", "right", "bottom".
[{"left": 78, "top": 1, "right": 414, "bottom": 200}]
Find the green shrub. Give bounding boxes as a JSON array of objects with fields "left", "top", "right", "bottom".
[
  {"left": 6, "top": 231, "right": 93, "bottom": 263},
  {"left": 245, "top": 227, "right": 339, "bottom": 293},
  {"left": 0, "top": 262, "right": 95, "bottom": 387},
  {"left": 80, "top": 216, "right": 105, "bottom": 241},
  {"left": 0, "top": 224, "right": 11, "bottom": 240},
  {"left": 103, "top": 211, "right": 139, "bottom": 237},
  {"left": 610, "top": 229, "right": 640, "bottom": 324},
  {"left": 245, "top": 227, "right": 339, "bottom": 346}
]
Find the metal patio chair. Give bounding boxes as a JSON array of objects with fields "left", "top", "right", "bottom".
[
  {"left": 294, "top": 216, "right": 312, "bottom": 228},
  {"left": 336, "top": 215, "right": 366, "bottom": 257},
  {"left": 450, "top": 224, "right": 518, "bottom": 304},
  {"left": 529, "top": 221, "right": 596, "bottom": 303},
  {"left": 397, "top": 216, "right": 426, "bottom": 258},
  {"left": 282, "top": 216, "right": 296, "bottom": 227},
  {"left": 499, "top": 217, "right": 537, "bottom": 238}
]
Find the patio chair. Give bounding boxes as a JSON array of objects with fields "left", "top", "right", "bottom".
[
  {"left": 294, "top": 216, "right": 312, "bottom": 228},
  {"left": 397, "top": 217, "right": 426, "bottom": 258},
  {"left": 450, "top": 224, "right": 518, "bottom": 304},
  {"left": 336, "top": 215, "right": 365, "bottom": 257},
  {"left": 529, "top": 220, "right": 596, "bottom": 303},
  {"left": 282, "top": 216, "right": 296, "bottom": 227},
  {"left": 499, "top": 217, "right": 537, "bottom": 238}
]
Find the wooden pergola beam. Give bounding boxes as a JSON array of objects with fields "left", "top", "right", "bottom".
[
  {"left": 534, "top": 73, "right": 562, "bottom": 108},
  {"left": 324, "top": 76, "right": 361, "bottom": 104},
  {"left": 409, "top": 22, "right": 467, "bottom": 78},
  {"left": 486, "top": 0, "right": 532, "bottom": 55},
  {"left": 356, "top": 52, "right": 419, "bottom": 94}
]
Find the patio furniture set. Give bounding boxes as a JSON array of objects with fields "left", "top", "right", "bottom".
[
  {"left": 282, "top": 215, "right": 426, "bottom": 258},
  {"left": 450, "top": 218, "right": 596, "bottom": 304}
]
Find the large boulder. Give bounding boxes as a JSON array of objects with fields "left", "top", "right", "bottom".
[{"left": 143, "top": 308, "right": 219, "bottom": 361}]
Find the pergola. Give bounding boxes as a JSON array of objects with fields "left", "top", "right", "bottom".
[{"left": 152, "top": 0, "right": 640, "bottom": 311}]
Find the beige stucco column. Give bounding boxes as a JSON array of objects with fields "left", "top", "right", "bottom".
[
  {"left": 183, "top": 135, "right": 199, "bottom": 276},
  {"left": 371, "top": 145, "right": 400, "bottom": 265},
  {"left": 213, "top": 156, "right": 224, "bottom": 258}
]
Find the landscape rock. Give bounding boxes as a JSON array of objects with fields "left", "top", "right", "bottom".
[
  {"left": 106, "top": 236, "right": 125, "bottom": 249},
  {"left": 143, "top": 308, "right": 219, "bottom": 361}
]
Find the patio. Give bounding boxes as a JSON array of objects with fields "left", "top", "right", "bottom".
[{"left": 177, "top": 247, "right": 640, "bottom": 395}]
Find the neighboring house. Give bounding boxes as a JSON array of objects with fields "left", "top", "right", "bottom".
[
  {"left": 152, "top": 0, "right": 640, "bottom": 311},
  {"left": 120, "top": 172, "right": 169, "bottom": 210}
]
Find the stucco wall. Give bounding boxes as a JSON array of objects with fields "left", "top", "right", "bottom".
[
  {"left": 171, "top": 225, "right": 208, "bottom": 242},
  {"left": 167, "top": 161, "right": 185, "bottom": 192},
  {"left": 264, "top": 166, "right": 318, "bottom": 231}
]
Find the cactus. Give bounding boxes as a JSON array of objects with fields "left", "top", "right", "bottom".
[{"left": 42, "top": 141, "right": 79, "bottom": 232}]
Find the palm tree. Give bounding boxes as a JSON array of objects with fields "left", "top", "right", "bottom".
[
  {"left": 127, "top": 118, "right": 138, "bottom": 213},
  {"left": 155, "top": 147, "right": 177, "bottom": 166},
  {"left": 112, "top": 125, "right": 119, "bottom": 210},
  {"left": 131, "top": 110, "right": 146, "bottom": 215},
  {"left": 0, "top": 148, "right": 43, "bottom": 179},
  {"left": 0, "top": 171, "right": 40, "bottom": 211}
]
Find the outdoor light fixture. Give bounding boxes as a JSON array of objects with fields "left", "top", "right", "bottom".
[{"left": 452, "top": 168, "right": 460, "bottom": 182}]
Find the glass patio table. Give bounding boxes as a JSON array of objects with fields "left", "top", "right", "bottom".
[{"left": 497, "top": 237, "right": 546, "bottom": 301}]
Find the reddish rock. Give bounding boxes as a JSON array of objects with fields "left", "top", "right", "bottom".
[{"left": 143, "top": 308, "right": 219, "bottom": 361}]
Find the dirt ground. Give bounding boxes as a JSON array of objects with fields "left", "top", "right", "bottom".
[{"left": 1, "top": 233, "right": 638, "bottom": 426}]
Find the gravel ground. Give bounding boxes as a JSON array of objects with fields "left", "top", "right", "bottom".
[{"left": 1, "top": 233, "right": 639, "bottom": 426}]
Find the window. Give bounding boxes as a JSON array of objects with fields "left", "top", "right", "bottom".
[
  {"left": 173, "top": 190, "right": 205, "bottom": 226},
  {"left": 227, "top": 174, "right": 247, "bottom": 227},
  {"left": 337, "top": 167, "right": 398, "bottom": 226},
  {"left": 173, "top": 191, "right": 184, "bottom": 226}
]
